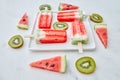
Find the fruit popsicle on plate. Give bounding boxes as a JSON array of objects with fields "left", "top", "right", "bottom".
[
  {"left": 38, "top": 10, "right": 52, "bottom": 29},
  {"left": 71, "top": 19, "right": 88, "bottom": 53},
  {"left": 57, "top": 10, "right": 84, "bottom": 22},
  {"left": 36, "top": 29, "right": 67, "bottom": 44}
]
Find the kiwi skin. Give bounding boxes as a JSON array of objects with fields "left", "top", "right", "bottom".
[
  {"left": 90, "top": 13, "right": 103, "bottom": 23},
  {"left": 39, "top": 4, "right": 51, "bottom": 11},
  {"left": 8, "top": 35, "right": 24, "bottom": 49},
  {"left": 53, "top": 22, "right": 68, "bottom": 30},
  {"left": 75, "top": 56, "right": 96, "bottom": 74}
]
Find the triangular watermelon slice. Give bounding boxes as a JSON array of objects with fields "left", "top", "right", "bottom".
[
  {"left": 17, "top": 13, "right": 28, "bottom": 30},
  {"left": 30, "top": 55, "right": 66, "bottom": 73},
  {"left": 94, "top": 24, "right": 108, "bottom": 48},
  {"left": 59, "top": 3, "right": 79, "bottom": 11}
]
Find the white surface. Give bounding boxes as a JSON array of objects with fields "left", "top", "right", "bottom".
[
  {"left": 0, "top": 0, "right": 120, "bottom": 80},
  {"left": 28, "top": 12, "right": 95, "bottom": 51}
]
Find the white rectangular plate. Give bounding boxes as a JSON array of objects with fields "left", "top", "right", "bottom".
[{"left": 28, "top": 12, "right": 96, "bottom": 51}]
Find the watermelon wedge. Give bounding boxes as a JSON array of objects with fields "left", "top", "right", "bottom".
[
  {"left": 30, "top": 55, "right": 66, "bottom": 73},
  {"left": 59, "top": 3, "right": 79, "bottom": 11},
  {"left": 17, "top": 13, "right": 28, "bottom": 30},
  {"left": 94, "top": 24, "right": 107, "bottom": 48}
]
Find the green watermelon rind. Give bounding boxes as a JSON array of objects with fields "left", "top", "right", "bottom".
[
  {"left": 41, "top": 10, "right": 52, "bottom": 13},
  {"left": 75, "top": 10, "right": 84, "bottom": 21},
  {"left": 72, "top": 39, "right": 88, "bottom": 45},
  {"left": 58, "top": 3, "right": 62, "bottom": 11},
  {"left": 94, "top": 24, "right": 107, "bottom": 30},
  {"left": 17, "top": 24, "right": 28, "bottom": 30},
  {"left": 60, "top": 55, "right": 67, "bottom": 73}
]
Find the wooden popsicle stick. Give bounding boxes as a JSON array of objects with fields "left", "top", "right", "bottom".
[
  {"left": 78, "top": 42, "right": 83, "bottom": 53},
  {"left": 24, "top": 35, "right": 34, "bottom": 38}
]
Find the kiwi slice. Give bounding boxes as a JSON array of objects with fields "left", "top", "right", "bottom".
[
  {"left": 39, "top": 4, "right": 51, "bottom": 11},
  {"left": 53, "top": 22, "right": 68, "bottom": 30},
  {"left": 90, "top": 13, "right": 103, "bottom": 23},
  {"left": 75, "top": 56, "right": 96, "bottom": 74},
  {"left": 8, "top": 35, "right": 24, "bottom": 49}
]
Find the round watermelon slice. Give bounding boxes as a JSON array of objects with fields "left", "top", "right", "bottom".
[
  {"left": 30, "top": 55, "right": 66, "bottom": 73},
  {"left": 17, "top": 13, "right": 28, "bottom": 30},
  {"left": 59, "top": 3, "right": 79, "bottom": 11},
  {"left": 94, "top": 24, "right": 108, "bottom": 48}
]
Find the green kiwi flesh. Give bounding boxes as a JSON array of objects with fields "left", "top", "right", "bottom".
[
  {"left": 75, "top": 56, "right": 96, "bottom": 74},
  {"left": 8, "top": 35, "right": 24, "bottom": 49},
  {"left": 90, "top": 13, "right": 103, "bottom": 23},
  {"left": 39, "top": 4, "right": 51, "bottom": 11},
  {"left": 53, "top": 22, "right": 68, "bottom": 30}
]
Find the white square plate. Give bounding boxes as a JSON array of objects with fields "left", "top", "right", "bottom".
[{"left": 28, "top": 11, "right": 96, "bottom": 51}]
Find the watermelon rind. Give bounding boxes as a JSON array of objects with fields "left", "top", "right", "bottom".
[
  {"left": 36, "top": 29, "right": 46, "bottom": 44},
  {"left": 71, "top": 36, "right": 88, "bottom": 45},
  {"left": 58, "top": 3, "right": 62, "bottom": 11},
  {"left": 41, "top": 10, "right": 52, "bottom": 13},
  {"left": 17, "top": 24, "right": 28, "bottom": 30},
  {"left": 94, "top": 24, "right": 107, "bottom": 30},
  {"left": 60, "top": 55, "right": 67, "bottom": 73},
  {"left": 94, "top": 23, "right": 107, "bottom": 48},
  {"left": 75, "top": 10, "right": 84, "bottom": 21}
]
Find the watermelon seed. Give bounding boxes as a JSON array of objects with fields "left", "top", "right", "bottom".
[
  {"left": 50, "top": 64, "right": 55, "bottom": 67},
  {"left": 23, "top": 19, "right": 26, "bottom": 21},
  {"left": 67, "top": 5, "right": 72, "bottom": 7},
  {"left": 45, "top": 62, "right": 49, "bottom": 66}
]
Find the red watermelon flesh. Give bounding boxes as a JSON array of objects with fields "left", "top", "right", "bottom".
[
  {"left": 38, "top": 11, "right": 52, "bottom": 29},
  {"left": 59, "top": 3, "right": 79, "bottom": 11},
  {"left": 30, "top": 55, "right": 66, "bottom": 73},
  {"left": 17, "top": 13, "right": 28, "bottom": 30},
  {"left": 95, "top": 24, "right": 107, "bottom": 48},
  {"left": 36, "top": 29, "right": 67, "bottom": 43}
]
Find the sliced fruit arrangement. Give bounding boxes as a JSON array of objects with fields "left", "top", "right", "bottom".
[
  {"left": 94, "top": 24, "right": 107, "bottom": 48},
  {"left": 57, "top": 10, "right": 84, "bottom": 22},
  {"left": 30, "top": 55, "right": 66, "bottom": 73},
  {"left": 8, "top": 35, "right": 24, "bottom": 49},
  {"left": 36, "top": 29, "right": 67, "bottom": 44},
  {"left": 39, "top": 4, "right": 52, "bottom": 11},
  {"left": 75, "top": 56, "right": 96, "bottom": 74},
  {"left": 53, "top": 22, "right": 68, "bottom": 30},
  {"left": 59, "top": 3, "right": 79, "bottom": 11},
  {"left": 90, "top": 13, "right": 103, "bottom": 23},
  {"left": 38, "top": 10, "right": 52, "bottom": 29},
  {"left": 17, "top": 13, "right": 28, "bottom": 30}
]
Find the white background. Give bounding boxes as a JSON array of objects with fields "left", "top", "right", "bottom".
[{"left": 0, "top": 0, "right": 120, "bottom": 80}]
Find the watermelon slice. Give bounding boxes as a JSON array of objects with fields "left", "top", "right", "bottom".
[
  {"left": 94, "top": 24, "right": 107, "bottom": 48},
  {"left": 59, "top": 3, "right": 79, "bottom": 11},
  {"left": 30, "top": 55, "right": 66, "bottom": 73},
  {"left": 17, "top": 13, "right": 28, "bottom": 30}
]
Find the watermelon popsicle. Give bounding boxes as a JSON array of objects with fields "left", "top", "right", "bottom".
[
  {"left": 36, "top": 29, "right": 67, "bottom": 44},
  {"left": 38, "top": 10, "right": 52, "bottom": 29},
  {"left": 71, "top": 19, "right": 88, "bottom": 53},
  {"left": 57, "top": 10, "right": 84, "bottom": 22}
]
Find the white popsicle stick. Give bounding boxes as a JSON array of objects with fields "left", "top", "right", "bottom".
[
  {"left": 24, "top": 35, "right": 34, "bottom": 38},
  {"left": 78, "top": 42, "right": 83, "bottom": 53}
]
